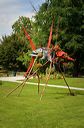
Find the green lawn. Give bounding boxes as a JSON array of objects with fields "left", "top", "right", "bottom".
[
  {"left": 0, "top": 79, "right": 84, "bottom": 128},
  {"left": 28, "top": 77, "right": 84, "bottom": 88}
]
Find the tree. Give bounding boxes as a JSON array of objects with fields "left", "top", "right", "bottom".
[
  {"left": 62, "top": 0, "right": 84, "bottom": 77},
  {"left": 34, "top": 0, "right": 84, "bottom": 77},
  {"left": 0, "top": 34, "right": 25, "bottom": 71},
  {"left": 12, "top": 16, "right": 37, "bottom": 67}
]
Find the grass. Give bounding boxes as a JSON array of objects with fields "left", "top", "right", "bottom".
[
  {"left": 0, "top": 78, "right": 84, "bottom": 128},
  {"left": 28, "top": 76, "right": 84, "bottom": 88}
]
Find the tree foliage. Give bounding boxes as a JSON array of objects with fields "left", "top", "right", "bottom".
[
  {"left": 0, "top": 34, "right": 22, "bottom": 70},
  {"left": 34, "top": 0, "right": 84, "bottom": 76},
  {"left": 0, "top": 0, "right": 84, "bottom": 76},
  {"left": 12, "top": 16, "right": 32, "bottom": 49},
  {"left": 12, "top": 16, "right": 34, "bottom": 67}
]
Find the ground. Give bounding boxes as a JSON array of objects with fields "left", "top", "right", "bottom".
[{"left": 0, "top": 77, "right": 84, "bottom": 128}]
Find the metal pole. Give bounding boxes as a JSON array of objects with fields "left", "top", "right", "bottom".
[
  {"left": 6, "top": 61, "right": 49, "bottom": 97},
  {"left": 58, "top": 62, "right": 75, "bottom": 96}
]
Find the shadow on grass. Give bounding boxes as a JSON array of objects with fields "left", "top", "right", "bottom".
[
  {"left": 44, "top": 89, "right": 84, "bottom": 100},
  {"left": 74, "top": 90, "right": 84, "bottom": 96},
  {"left": 0, "top": 80, "right": 2, "bottom": 86}
]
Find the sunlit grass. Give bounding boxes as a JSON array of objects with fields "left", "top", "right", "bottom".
[
  {"left": 28, "top": 77, "right": 84, "bottom": 88},
  {"left": 0, "top": 80, "right": 84, "bottom": 128}
]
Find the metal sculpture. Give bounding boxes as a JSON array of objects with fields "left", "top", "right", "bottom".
[{"left": 6, "top": 17, "right": 75, "bottom": 98}]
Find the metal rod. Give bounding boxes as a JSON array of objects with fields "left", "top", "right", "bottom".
[
  {"left": 37, "top": 73, "right": 40, "bottom": 94},
  {"left": 58, "top": 62, "right": 74, "bottom": 96},
  {"left": 40, "top": 62, "right": 52, "bottom": 100},
  {"left": 17, "top": 57, "right": 38, "bottom": 96},
  {"left": 6, "top": 60, "right": 49, "bottom": 97}
]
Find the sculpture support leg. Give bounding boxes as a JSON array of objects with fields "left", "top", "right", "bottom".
[
  {"left": 40, "top": 63, "right": 52, "bottom": 100},
  {"left": 58, "top": 63, "right": 75, "bottom": 96}
]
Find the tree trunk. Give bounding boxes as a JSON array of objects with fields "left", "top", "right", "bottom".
[{"left": 73, "top": 60, "right": 80, "bottom": 77}]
